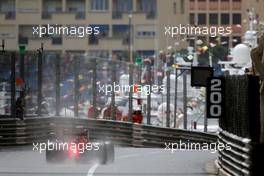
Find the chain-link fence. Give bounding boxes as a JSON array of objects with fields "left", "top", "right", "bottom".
[
  {"left": 220, "top": 75, "right": 261, "bottom": 141},
  {"left": 0, "top": 50, "right": 214, "bottom": 131}
]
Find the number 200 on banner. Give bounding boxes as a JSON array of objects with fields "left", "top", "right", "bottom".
[{"left": 206, "top": 78, "right": 225, "bottom": 119}]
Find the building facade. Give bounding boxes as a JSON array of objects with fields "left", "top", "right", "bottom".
[
  {"left": 0, "top": 0, "right": 188, "bottom": 59},
  {"left": 188, "top": 0, "right": 264, "bottom": 48}
]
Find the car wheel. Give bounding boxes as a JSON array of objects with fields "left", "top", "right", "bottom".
[{"left": 46, "top": 149, "right": 65, "bottom": 162}]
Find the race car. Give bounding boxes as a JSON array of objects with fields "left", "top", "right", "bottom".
[{"left": 45, "top": 129, "right": 114, "bottom": 164}]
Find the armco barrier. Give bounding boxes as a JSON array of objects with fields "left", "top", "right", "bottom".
[
  {"left": 218, "top": 128, "right": 251, "bottom": 176},
  {"left": 0, "top": 117, "right": 217, "bottom": 148}
]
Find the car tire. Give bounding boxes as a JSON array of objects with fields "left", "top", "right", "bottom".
[
  {"left": 99, "top": 141, "right": 114, "bottom": 164},
  {"left": 104, "top": 141, "right": 114, "bottom": 163},
  {"left": 46, "top": 149, "right": 65, "bottom": 162}
]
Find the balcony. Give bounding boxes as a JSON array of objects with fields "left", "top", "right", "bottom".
[
  {"left": 146, "top": 11, "right": 156, "bottom": 20},
  {"left": 66, "top": 0, "right": 86, "bottom": 19},
  {"left": 52, "top": 37, "right": 62, "bottom": 45},
  {"left": 136, "top": 0, "right": 157, "bottom": 19},
  {"left": 112, "top": 0, "right": 133, "bottom": 19},
  {"left": 42, "top": 0, "right": 62, "bottom": 19},
  {"left": 0, "top": 11, "right": 15, "bottom": 20},
  {"left": 209, "top": 2, "right": 218, "bottom": 11},
  {"left": 220, "top": 2, "right": 230, "bottom": 11},
  {"left": 232, "top": 1, "right": 241, "bottom": 11},
  {"left": 0, "top": 0, "right": 16, "bottom": 20},
  {"left": 88, "top": 35, "right": 99, "bottom": 45},
  {"left": 189, "top": 1, "right": 195, "bottom": 11},
  {"left": 18, "top": 36, "right": 29, "bottom": 45},
  {"left": 42, "top": 8, "right": 63, "bottom": 19},
  {"left": 112, "top": 11, "right": 123, "bottom": 19},
  {"left": 17, "top": 0, "right": 39, "bottom": 13},
  {"left": 197, "top": 1, "right": 207, "bottom": 11}
]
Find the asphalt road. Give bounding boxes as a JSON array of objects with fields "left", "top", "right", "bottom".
[{"left": 0, "top": 147, "right": 217, "bottom": 176}]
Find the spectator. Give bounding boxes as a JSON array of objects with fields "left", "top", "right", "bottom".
[{"left": 16, "top": 91, "right": 25, "bottom": 120}]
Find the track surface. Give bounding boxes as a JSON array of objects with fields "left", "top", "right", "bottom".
[{"left": 0, "top": 147, "right": 217, "bottom": 176}]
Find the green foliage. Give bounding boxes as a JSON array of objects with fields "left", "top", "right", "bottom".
[{"left": 198, "top": 44, "right": 229, "bottom": 66}]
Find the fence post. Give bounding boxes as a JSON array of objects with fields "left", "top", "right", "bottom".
[
  {"left": 174, "top": 68, "right": 178, "bottom": 128},
  {"left": 92, "top": 58, "right": 97, "bottom": 119},
  {"left": 146, "top": 63, "right": 152, "bottom": 125},
  {"left": 37, "top": 44, "right": 43, "bottom": 116},
  {"left": 55, "top": 54, "right": 60, "bottom": 116},
  {"left": 183, "top": 73, "right": 187, "bottom": 129},
  {"left": 111, "top": 61, "right": 116, "bottom": 120},
  {"left": 166, "top": 69, "right": 170, "bottom": 128},
  {"left": 11, "top": 52, "right": 16, "bottom": 118},
  {"left": 19, "top": 46, "right": 25, "bottom": 82},
  {"left": 128, "top": 63, "right": 134, "bottom": 122},
  {"left": 74, "top": 55, "right": 80, "bottom": 117}
]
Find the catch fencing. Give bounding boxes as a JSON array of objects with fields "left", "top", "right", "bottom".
[{"left": 217, "top": 75, "right": 261, "bottom": 176}]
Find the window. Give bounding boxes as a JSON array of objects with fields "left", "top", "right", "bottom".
[
  {"left": 198, "top": 13, "right": 206, "bottom": 25},
  {"left": 221, "top": 13, "right": 230, "bottom": 25},
  {"left": 112, "top": 24, "right": 130, "bottom": 38},
  {"left": 173, "top": 2, "right": 177, "bottom": 14},
  {"left": 138, "top": 0, "right": 157, "bottom": 19},
  {"left": 137, "top": 31, "right": 155, "bottom": 38},
  {"left": 232, "top": 13, "right": 241, "bottom": 25},
  {"left": 87, "top": 50, "right": 109, "bottom": 58},
  {"left": 209, "top": 14, "right": 218, "bottom": 25},
  {"left": 190, "top": 13, "right": 195, "bottom": 25},
  {"left": 180, "top": 0, "right": 184, "bottom": 14},
  {"left": 138, "top": 0, "right": 157, "bottom": 12},
  {"left": 0, "top": 0, "right": 16, "bottom": 19},
  {"left": 90, "top": 0, "right": 108, "bottom": 11},
  {"left": 113, "top": 0, "right": 132, "bottom": 12},
  {"left": 52, "top": 37, "right": 62, "bottom": 45}
]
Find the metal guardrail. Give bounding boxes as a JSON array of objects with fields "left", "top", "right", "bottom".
[
  {"left": 217, "top": 128, "right": 251, "bottom": 176},
  {"left": 140, "top": 125, "right": 217, "bottom": 147},
  {"left": 0, "top": 117, "right": 217, "bottom": 148}
]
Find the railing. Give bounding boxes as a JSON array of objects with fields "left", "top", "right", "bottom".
[
  {"left": 0, "top": 117, "right": 217, "bottom": 148},
  {"left": 112, "top": 11, "right": 122, "bottom": 19}
]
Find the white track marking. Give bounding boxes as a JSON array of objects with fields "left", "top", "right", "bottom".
[{"left": 87, "top": 163, "right": 99, "bottom": 176}]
